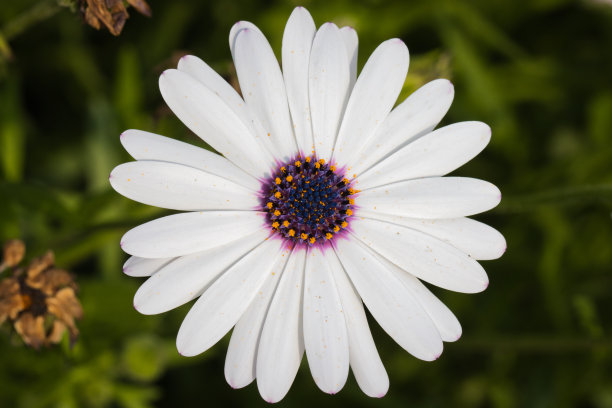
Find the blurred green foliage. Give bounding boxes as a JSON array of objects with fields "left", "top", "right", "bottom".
[{"left": 1, "top": 0, "right": 611, "bottom": 407}]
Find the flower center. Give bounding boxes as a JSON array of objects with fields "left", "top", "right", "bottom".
[
  {"left": 18, "top": 280, "right": 48, "bottom": 316},
  {"left": 261, "top": 155, "right": 356, "bottom": 246}
]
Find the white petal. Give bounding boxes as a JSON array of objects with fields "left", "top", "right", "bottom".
[
  {"left": 339, "top": 27, "right": 358, "bottom": 89},
  {"left": 381, "top": 258, "right": 462, "bottom": 342},
  {"left": 121, "top": 211, "right": 264, "bottom": 258},
  {"left": 177, "top": 55, "right": 244, "bottom": 112},
  {"left": 335, "top": 238, "right": 442, "bottom": 361},
  {"left": 358, "top": 177, "right": 501, "bottom": 219},
  {"left": 350, "top": 217, "right": 489, "bottom": 293},
  {"left": 224, "top": 250, "right": 288, "bottom": 389},
  {"left": 110, "top": 161, "right": 258, "bottom": 211},
  {"left": 351, "top": 79, "right": 455, "bottom": 175},
  {"left": 358, "top": 211, "right": 506, "bottom": 260},
  {"left": 329, "top": 249, "right": 389, "bottom": 397},
  {"left": 229, "top": 21, "right": 263, "bottom": 58},
  {"left": 257, "top": 249, "right": 306, "bottom": 403},
  {"left": 282, "top": 7, "right": 316, "bottom": 154},
  {"left": 357, "top": 122, "right": 491, "bottom": 189},
  {"left": 234, "top": 28, "right": 297, "bottom": 161},
  {"left": 309, "top": 23, "right": 351, "bottom": 161},
  {"left": 159, "top": 69, "right": 273, "bottom": 176},
  {"left": 120, "top": 129, "right": 259, "bottom": 190},
  {"left": 122, "top": 256, "right": 174, "bottom": 277},
  {"left": 333, "top": 39, "right": 409, "bottom": 168},
  {"left": 133, "top": 230, "right": 268, "bottom": 315},
  {"left": 176, "top": 239, "right": 286, "bottom": 357},
  {"left": 303, "top": 248, "right": 349, "bottom": 394},
  {"left": 177, "top": 55, "right": 277, "bottom": 161}
]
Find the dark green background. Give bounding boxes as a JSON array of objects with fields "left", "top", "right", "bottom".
[{"left": 1, "top": 0, "right": 611, "bottom": 406}]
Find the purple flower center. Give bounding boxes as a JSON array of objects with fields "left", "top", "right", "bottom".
[{"left": 260, "top": 155, "right": 356, "bottom": 247}]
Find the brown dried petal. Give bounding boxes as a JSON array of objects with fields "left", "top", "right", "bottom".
[
  {"left": 0, "top": 279, "right": 24, "bottom": 324},
  {"left": 110, "top": 10, "right": 129, "bottom": 36},
  {"left": 84, "top": 6, "right": 102, "bottom": 30},
  {"left": 26, "top": 268, "right": 76, "bottom": 296},
  {"left": 85, "top": 0, "right": 126, "bottom": 36},
  {"left": 26, "top": 251, "right": 55, "bottom": 279},
  {"left": 105, "top": 0, "right": 123, "bottom": 8},
  {"left": 2, "top": 240, "right": 25, "bottom": 268},
  {"left": 46, "top": 287, "right": 83, "bottom": 335},
  {"left": 14, "top": 313, "right": 46, "bottom": 349},
  {"left": 127, "top": 0, "right": 152, "bottom": 17},
  {"left": 106, "top": 0, "right": 129, "bottom": 36},
  {"left": 85, "top": 0, "right": 109, "bottom": 21},
  {"left": 0, "top": 278, "right": 19, "bottom": 298},
  {"left": 47, "top": 320, "right": 68, "bottom": 345}
]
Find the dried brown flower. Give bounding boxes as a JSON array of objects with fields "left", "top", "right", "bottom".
[
  {"left": 79, "top": 0, "right": 152, "bottom": 36},
  {"left": 0, "top": 240, "right": 83, "bottom": 349}
]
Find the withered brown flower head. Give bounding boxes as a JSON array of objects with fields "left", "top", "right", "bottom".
[
  {"left": 0, "top": 240, "right": 83, "bottom": 349},
  {"left": 79, "top": 0, "right": 152, "bottom": 36}
]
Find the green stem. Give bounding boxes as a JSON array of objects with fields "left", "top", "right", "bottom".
[
  {"left": 1, "top": 0, "right": 62, "bottom": 41},
  {"left": 495, "top": 184, "right": 612, "bottom": 214},
  {"left": 0, "top": 34, "right": 12, "bottom": 61}
]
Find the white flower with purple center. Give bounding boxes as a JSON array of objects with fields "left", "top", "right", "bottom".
[{"left": 110, "top": 6, "right": 505, "bottom": 403}]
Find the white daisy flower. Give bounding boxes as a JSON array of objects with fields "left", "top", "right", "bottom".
[{"left": 110, "top": 6, "right": 505, "bottom": 402}]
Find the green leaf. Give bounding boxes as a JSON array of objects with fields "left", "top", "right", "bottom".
[{"left": 0, "top": 78, "right": 25, "bottom": 182}]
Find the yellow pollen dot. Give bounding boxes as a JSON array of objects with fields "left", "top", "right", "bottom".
[
  {"left": 319, "top": 159, "right": 325, "bottom": 164},
  {"left": 274, "top": 191, "right": 282, "bottom": 198},
  {"left": 348, "top": 198, "right": 355, "bottom": 205},
  {"left": 286, "top": 175, "right": 293, "bottom": 182},
  {"left": 341, "top": 221, "right": 348, "bottom": 228},
  {"left": 267, "top": 202, "right": 273, "bottom": 209},
  {"left": 274, "top": 210, "right": 281, "bottom": 216},
  {"left": 346, "top": 209, "right": 353, "bottom": 216},
  {"left": 295, "top": 161, "right": 301, "bottom": 167},
  {"left": 272, "top": 221, "right": 279, "bottom": 228},
  {"left": 330, "top": 165, "right": 336, "bottom": 172},
  {"left": 301, "top": 233, "right": 308, "bottom": 240},
  {"left": 325, "top": 233, "right": 333, "bottom": 240},
  {"left": 275, "top": 177, "right": 281, "bottom": 185},
  {"left": 280, "top": 166, "right": 286, "bottom": 172},
  {"left": 309, "top": 237, "right": 316, "bottom": 244},
  {"left": 305, "top": 157, "right": 311, "bottom": 163},
  {"left": 288, "top": 229, "right": 295, "bottom": 237},
  {"left": 342, "top": 178, "right": 349, "bottom": 185},
  {"left": 333, "top": 226, "right": 340, "bottom": 232},
  {"left": 315, "top": 163, "right": 320, "bottom": 169},
  {"left": 348, "top": 188, "right": 356, "bottom": 195},
  {"left": 283, "top": 220, "right": 290, "bottom": 227}
]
